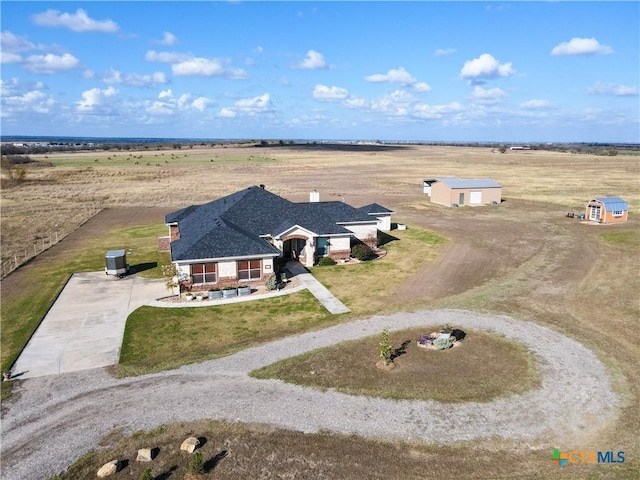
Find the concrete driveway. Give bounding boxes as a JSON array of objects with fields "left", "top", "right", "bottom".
[{"left": 11, "top": 272, "right": 166, "bottom": 379}]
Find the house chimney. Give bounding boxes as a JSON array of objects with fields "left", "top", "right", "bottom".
[{"left": 310, "top": 190, "right": 320, "bottom": 202}]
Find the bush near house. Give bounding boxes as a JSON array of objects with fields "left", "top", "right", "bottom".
[
  {"left": 351, "top": 243, "right": 377, "bottom": 261},
  {"left": 317, "top": 257, "right": 337, "bottom": 266}
]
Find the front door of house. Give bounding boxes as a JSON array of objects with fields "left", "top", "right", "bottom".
[
  {"left": 283, "top": 238, "right": 306, "bottom": 259},
  {"left": 589, "top": 205, "right": 601, "bottom": 221},
  {"left": 459, "top": 192, "right": 465, "bottom": 205}
]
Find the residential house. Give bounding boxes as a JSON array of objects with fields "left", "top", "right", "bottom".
[{"left": 164, "top": 186, "right": 391, "bottom": 290}]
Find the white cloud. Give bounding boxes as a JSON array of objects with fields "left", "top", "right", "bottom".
[
  {"left": 470, "top": 86, "right": 507, "bottom": 104},
  {"left": 160, "top": 32, "right": 178, "bottom": 46},
  {"left": 235, "top": 93, "right": 271, "bottom": 112},
  {"left": 191, "top": 97, "right": 212, "bottom": 111},
  {"left": 520, "top": 99, "right": 552, "bottom": 109},
  {"left": 313, "top": 84, "right": 348, "bottom": 101},
  {"left": 76, "top": 86, "right": 118, "bottom": 114},
  {"left": 32, "top": 9, "right": 119, "bottom": 33},
  {"left": 1, "top": 31, "right": 35, "bottom": 55},
  {"left": 23, "top": 53, "right": 80, "bottom": 74},
  {"left": 292, "top": 50, "right": 328, "bottom": 69},
  {"left": 145, "top": 50, "right": 191, "bottom": 63},
  {"left": 102, "top": 67, "right": 168, "bottom": 87},
  {"left": 460, "top": 54, "right": 515, "bottom": 81},
  {"left": 434, "top": 48, "right": 456, "bottom": 57},
  {"left": 144, "top": 89, "right": 213, "bottom": 117},
  {"left": 551, "top": 37, "right": 613, "bottom": 56},
  {"left": 587, "top": 82, "right": 638, "bottom": 96},
  {"left": 370, "top": 89, "right": 415, "bottom": 116},
  {"left": 1, "top": 81, "right": 56, "bottom": 116},
  {"left": 1, "top": 52, "right": 23, "bottom": 64},
  {"left": 220, "top": 93, "right": 272, "bottom": 117},
  {"left": 413, "top": 82, "right": 432, "bottom": 92},
  {"left": 365, "top": 67, "right": 416, "bottom": 84},
  {"left": 413, "top": 102, "right": 463, "bottom": 119},
  {"left": 171, "top": 57, "right": 248, "bottom": 79},
  {"left": 343, "top": 97, "right": 369, "bottom": 109},
  {"left": 147, "top": 100, "right": 174, "bottom": 116},
  {"left": 219, "top": 108, "right": 237, "bottom": 118},
  {"left": 365, "top": 67, "right": 431, "bottom": 92}
]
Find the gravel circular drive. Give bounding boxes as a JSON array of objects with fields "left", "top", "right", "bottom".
[{"left": 1, "top": 309, "right": 619, "bottom": 479}]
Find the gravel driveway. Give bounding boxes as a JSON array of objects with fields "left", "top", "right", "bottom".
[{"left": 0, "top": 309, "right": 619, "bottom": 480}]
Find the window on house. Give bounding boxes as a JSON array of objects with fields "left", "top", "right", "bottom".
[
  {"left": 316, "top": 237, "right": 329, "bottom": 256},
  {"left": 191, "top": 263, "right": 217, "bottom": 284},
  {"left": 238, "top": 260, "right": 261, "bottom": 280},
  {"left": 612, "top": 210, "right": 624, "bottom": 217}
]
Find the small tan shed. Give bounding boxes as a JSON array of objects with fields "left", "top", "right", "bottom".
[{"left": 429, "top": 177, "right": 502, "bottom": 207}]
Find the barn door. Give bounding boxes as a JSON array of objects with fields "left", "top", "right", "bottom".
[
  {"left": 589, "top": 205, "right": 601, "bottom": 221},
  {"left": 470, "top": 191, "right": 482, "bottom": 204}
]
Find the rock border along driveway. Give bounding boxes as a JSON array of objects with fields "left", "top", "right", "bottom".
[{"left": 0, "top": 309, "right": 619, "bottom": 480}]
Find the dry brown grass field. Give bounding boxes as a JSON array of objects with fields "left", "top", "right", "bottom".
[
  {"left": 2, "top": 144, "right": 637, "bottom": 270},
  {"left": 2, "top": 144, "right": 639, "bottom": 479}
]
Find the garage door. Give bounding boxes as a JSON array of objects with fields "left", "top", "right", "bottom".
[{"left": 470, "top": 191, "right": 482, "bottom": 204}]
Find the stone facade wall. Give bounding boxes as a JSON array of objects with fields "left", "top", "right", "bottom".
[{"left": 158, "top": 236, "right": 170, "bottom": 252}]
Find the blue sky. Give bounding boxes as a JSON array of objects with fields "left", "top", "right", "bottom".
[{"left": 1, "top": 1, "right": 638, "bottom": 142}]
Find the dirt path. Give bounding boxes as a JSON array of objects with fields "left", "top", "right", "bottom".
[{"left": 0, "top": 309, "right": 619, "bottom": 480}]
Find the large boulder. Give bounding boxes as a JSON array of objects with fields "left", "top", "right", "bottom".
[
  {"left": 180, "top": 437, "right": 200, "bottom": 453},
  {"left": 137, "top": 447, "right": 153, "bottom": 462},
  {"left": 97, "top": 460, "right": 119, "bottom": 477}
]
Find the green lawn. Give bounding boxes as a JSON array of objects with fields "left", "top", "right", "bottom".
[
  {"left": 2, "top": 219, "right": 445, "bottom": 378},
  {"left": 117, "top": 225, "right": 445, "bottom": 376},
  {"left": 117, "top": 291, "right": 334, "bottom": 376}
]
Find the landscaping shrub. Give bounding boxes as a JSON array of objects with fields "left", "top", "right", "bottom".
[
  {"left": 351, "top": 243, "right": 377, "bottom": 261},
  {"left": 317, "top": 257, "right": 336, "bottom": 266},
  {"left": 138, "top": 467, "right": 154, "bottom": 480},
  {"left": 187, "top": 452, "right": 204, "bottom": 476},
  {"left": 264, "top": 274, "right": 278, "bottom": 291},
  {"left": 379, "top": 329, "right": 393, "bottom": 365}
]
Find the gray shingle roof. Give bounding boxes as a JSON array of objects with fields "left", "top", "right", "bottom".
[
  {"left": 359, "top": 203, "right": 394, "bottom": 214},
  {"left": 166, "top": 186, "right": 381, "bottom": 261}
]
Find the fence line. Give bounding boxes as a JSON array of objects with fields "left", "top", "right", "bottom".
[{"left": 1, "top": 204, "right": 103, "bottom": 279}]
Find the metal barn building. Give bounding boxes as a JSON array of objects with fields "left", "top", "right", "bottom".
[{"left": 426, "top": 177, "right": 502, "bottom": 207}]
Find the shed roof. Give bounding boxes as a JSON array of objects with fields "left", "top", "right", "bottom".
[
  {"left": 591, "top": 197, "right": 628, "bottom": 211},
  {"left": 435, "top": 177, "right": 502, "bottom": 189}
]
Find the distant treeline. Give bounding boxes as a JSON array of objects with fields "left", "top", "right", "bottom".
[{"left": 0, "top": 138, "right": 637, "bottom": 156}]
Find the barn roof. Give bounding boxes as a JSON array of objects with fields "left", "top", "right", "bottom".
[
  {"left": 591, "top": 197, "right": 628, "bottom": 211},
  {"left": 436, "top": 177, "right": 502, "bottom": 189}
]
